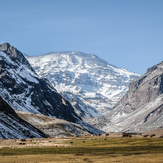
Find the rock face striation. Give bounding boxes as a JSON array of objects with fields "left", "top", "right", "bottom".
[
  {"left": 116, "top": 61, "right": 163, "bottom": 114},
  {"left": 26, "top": 51, "right": 140, "bottom": 117},
  {"left": 0, "top": 43, "right": 103, "bottom": 135},
  {"left": 89, "top": 61, "right": 163, "bottom": 132},
  {"left": 0, "top": 95, "right": 48, "bottom": 139}
]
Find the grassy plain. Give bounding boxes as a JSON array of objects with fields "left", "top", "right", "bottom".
[{"left": 0, "top": 136, "right": 162, "bottom": 163}]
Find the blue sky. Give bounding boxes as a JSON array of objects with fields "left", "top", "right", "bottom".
[{"left": 0, "top": 0, "right": 163, "bottom": 74}]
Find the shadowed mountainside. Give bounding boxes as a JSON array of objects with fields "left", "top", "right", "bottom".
[{"left": 0, "top": 95, "right": 48, "bottom": 139}]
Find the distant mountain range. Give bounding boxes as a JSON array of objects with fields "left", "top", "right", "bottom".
[{"left": 26, "top": 52, "right": 140, "bottom": 117}]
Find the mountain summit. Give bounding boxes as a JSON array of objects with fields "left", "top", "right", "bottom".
[
  {"left": 0, "top": 43, "right": 34, "bottom": 72},
  {"left": 26, "top": 51, "right": 140, "bottom": 117}
]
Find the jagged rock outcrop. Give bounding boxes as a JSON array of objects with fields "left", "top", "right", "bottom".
[
  {"left": 0, "top": 95, "right": 48, "bottom": 139},
  {"left": 0, "top": 43, "right": 34, "bottom": 72}
]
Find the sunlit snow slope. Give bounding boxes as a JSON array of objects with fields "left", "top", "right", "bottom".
[{"left": 26, "top": 51, "right": 140, "bottom": 117}]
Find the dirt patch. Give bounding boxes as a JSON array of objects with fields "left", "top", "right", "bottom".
[
  {"left": 0, "top": 138, "right": 71, "bottom": 148},
  {"left": 143, "top": 129, "right": 163, "bottom": 137}
]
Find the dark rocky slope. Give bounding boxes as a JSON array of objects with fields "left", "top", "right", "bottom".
[{"left": 0, "top": 95, "right": 48, "bottom": 139}]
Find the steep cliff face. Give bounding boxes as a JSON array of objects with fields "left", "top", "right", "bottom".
[
  {"left": 0, "top": 43, "right": 34, "bottom": 72},
  {"left": 86, "top": 61, "right": 163, "bottom": 133},
  {"left": 0, "top": 96, "right": 48, "bottom": 139},
  {"left": 116, "top": 61, "right": 163, "bottom": 114}
]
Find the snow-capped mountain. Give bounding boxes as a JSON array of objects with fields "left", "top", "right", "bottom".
[
  {"left": 26, "top": 51, "right": 140, "bottom": 117},
  {"left": 0, "top": 95, "right": 48, "bottom": 139},
  {"left": 87, "top": 61, "right": 163, "bottom": 133},
  {"left": 0, "top": 43, "right": 103, "bottom": 135}
]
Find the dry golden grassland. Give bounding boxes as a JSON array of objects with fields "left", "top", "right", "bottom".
[{"left": 0, "top": 136, "right": 162, "bottom": 163}]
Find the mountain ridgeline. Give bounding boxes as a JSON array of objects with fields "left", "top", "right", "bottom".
[
  {"left": 26, "top": 51, "right": 140, "bottom": 118},
  {"left": 0, "top": 43, "right": 103, "bottom": 136},
  {"left": 0, "top": 42, "right": 162, "bottom": 138},
  {"left": 0, "top": 43, "right": 80, "bottom": 123}
]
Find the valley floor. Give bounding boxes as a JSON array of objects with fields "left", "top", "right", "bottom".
[
  {"left": 0, "top": 136, "right": 162, "bottom": 163},
  {"left": 1, "top": 153, "right": 163, "bottom": 163}
]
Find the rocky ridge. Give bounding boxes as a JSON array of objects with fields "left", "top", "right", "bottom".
[{"left": 87, "top": 61, "right": 163, "bottom": 132}]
